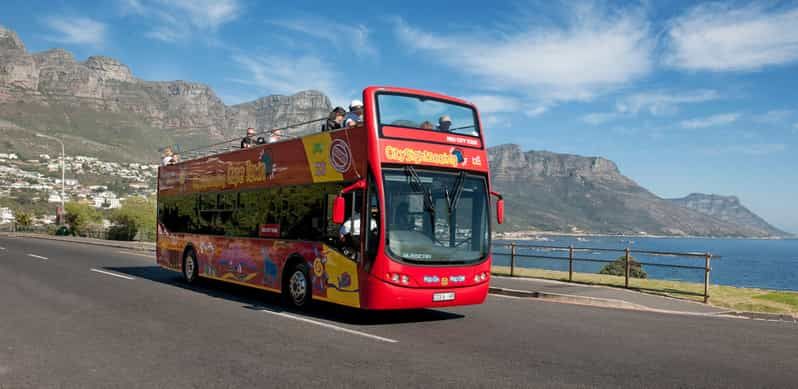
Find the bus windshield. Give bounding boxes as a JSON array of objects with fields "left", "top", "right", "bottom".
[
  {"left": 383, "top": 168, "right": 489, "bottom": 265},
  {"left": 377, "top": 93, "right": 480, "bottom": 137}
]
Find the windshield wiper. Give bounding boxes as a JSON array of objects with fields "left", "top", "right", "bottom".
[
  {"left": 405, "top": 166, "right": 435, "bottom": 214},
  {"left": 445, "top": 171, "right": 466, "bottom": 214}
]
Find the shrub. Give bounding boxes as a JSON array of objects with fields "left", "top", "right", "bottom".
[
  {"left": 599, "top": 255, "right": 648, "bottom": 279},
  {"left": 109, "top": 196, "right": 155, "bottom": 241},
  {"left": 64, "top": 202, "right": 102, "bottom": 236}
]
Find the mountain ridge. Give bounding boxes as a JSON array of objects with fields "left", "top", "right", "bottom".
[
  {"left": 488, "top": 144, "right": 788, "bottom": 238},
  {"left": 0, "top": 25, "right": 331, "bottom": 162}
]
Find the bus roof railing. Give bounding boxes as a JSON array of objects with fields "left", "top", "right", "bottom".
[{"left": 175, "top": 117, "right": 328, "bottom": 162}]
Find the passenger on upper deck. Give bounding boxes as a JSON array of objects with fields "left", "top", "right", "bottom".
[
  {"left": 240, "top": 127, "right": 256, "bottom": 148},
  {"left": 268, "top": 129, "right": 283, "bottom": 143},
  {"left": 420, "top": 121, "right": 434, "bottom": 130},
  {"left": 323, "top": 107, "right": 346, "bottom": 131},
  {"left": 343, "top": 100, "right": 364, "bottom": 128},
  {"left": 436, "top": 115, "right": 452, "bottom": 132},
  {"left": 161, "top": 147, "right": 177, "bottom": 166}
]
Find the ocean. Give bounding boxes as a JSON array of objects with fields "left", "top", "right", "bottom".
[{"left": 492, "top": 236, "right": 798, "bottom": 292}]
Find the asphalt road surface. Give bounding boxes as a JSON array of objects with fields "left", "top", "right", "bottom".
[{"left": 1, "top": 236, "right": 796, "bottom": 388}]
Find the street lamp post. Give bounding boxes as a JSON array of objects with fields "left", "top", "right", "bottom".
[{"left": 36, "top": 133, "right": 65, "bottom": 225}]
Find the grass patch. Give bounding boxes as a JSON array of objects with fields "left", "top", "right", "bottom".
[
  {"left": 492, "top": 266, "right": 798, "bottom": 316},
  {"left": 753, "top": 292, "right": 798, "bottom": 309}
]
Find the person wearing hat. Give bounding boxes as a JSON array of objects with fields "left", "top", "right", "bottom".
[
  {"left": 241, "top": 127, "right": 257, "bottom": 148},
  {"left": 323, "top": 106, "right": 347, "bottom": 131},
  {"left": 437, "top": 115, "right": 452, "bottom": 132},
  {"left": 343, "top": 100, "right": 364, "bottom": 128}
]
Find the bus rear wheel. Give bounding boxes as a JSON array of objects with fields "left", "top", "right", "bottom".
[
  {"left": 284, "top": 262, "right": 311, "bottom": 308},
  {"left": 183, "top": 250, "right": 198, "bottom": 284}
]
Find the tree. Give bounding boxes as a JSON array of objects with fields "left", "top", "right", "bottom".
[
  {"left": 108, "top": 196, "right": 156, "bottom": 241},
  {"left": 599, "top": 254, "right": 648, "bottom": 279},
  {"left": 64, "top": 202, "right": 102, "bottom": 236}
]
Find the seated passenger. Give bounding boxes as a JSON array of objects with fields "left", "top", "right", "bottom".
[
  {"left": 240, "top": 127, "right": 256, "bottom": 148},
  {"left": 436, "top": 115, "right": 452, "bottom": 132},
  {"left": 420, "top": 121, "right": 434, "bottom": 130},
  {"left": 323, "top": 107, "right": 346, "bottom": 131},
  {"left": 267, "top": 129, "right": 283, "bottom": 143},
  {"left": 161, "top": 147, "right": 176, "bottom": 166},
  {"left": 343, "top": 100, "right": 364, "bottom": 128}
]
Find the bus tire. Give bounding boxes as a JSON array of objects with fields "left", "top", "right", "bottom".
[
  {"left": 182, "top": 249, "right": 199, "bottom": 284},
  {"left": 283, "top": 262, "right": 311, "bottom": 308}
]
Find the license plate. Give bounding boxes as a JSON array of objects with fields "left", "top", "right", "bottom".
[{"left": 433, "top": 292, "right": 455, "bottom": 302}]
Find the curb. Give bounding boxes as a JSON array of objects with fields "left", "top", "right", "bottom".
[
  {"left": 0, "top": 232, "right": 156, "bottom": 252},
  {"left": 489, "top": 286, "right": 798, "bottom": 323},
  {"left": 489, "top": 286, "right": 649, "bottom": 311}
]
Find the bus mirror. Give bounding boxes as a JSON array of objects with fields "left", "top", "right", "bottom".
[
  {"left": 333, "top": 196, "right": 346, "bottom": 225},
  {"left": 496, "top": 199, "right": 505, "bottom": 224}
]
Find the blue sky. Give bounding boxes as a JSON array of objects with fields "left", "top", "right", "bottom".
[{"left": 3, "top": 0, "right": 798, "bottom": 233}]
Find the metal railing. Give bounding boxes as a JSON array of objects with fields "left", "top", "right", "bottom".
[
  {"left": 500, "top": 242, "right": 718, "bottom": 303},
  {"left": 175, "top": 117, "right": 328, "bottom": 162}
]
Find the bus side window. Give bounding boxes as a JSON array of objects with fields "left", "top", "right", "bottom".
[{"left": 364, "top": 176, "right": 380, "bottom": 271}]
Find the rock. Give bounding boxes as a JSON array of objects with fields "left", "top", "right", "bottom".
[
  {"left": 0, "top": 25, "right": 25, "bottom": 51},
  {"left": 84, "top": 56, "right": 135, "bottom": 82},
  {"left": 489, "top": 144, "right": 784, "bottom": 237},
  {"left": 668, "top": 193, "right": 787, "bottom": 236}
]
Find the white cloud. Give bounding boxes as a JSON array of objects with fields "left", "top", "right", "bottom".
[
  {"left": 680, "top": 113, "right": 741, "bottom": 129},
  {"left": 525, "top": 106, "right": 548, "bottom": 118},
  {"left": 122, "top": 0, "right": 240, "bottom": 43},
  {"left": 43, "top": 16, "right": 107, "bottom": 47},
  {"left": 394, "top": 4, "right": 653, "bottom": 103},
  {"left": 582, "top": 112, "right": 618, "bottom": 125},
  {"left": 753, "top": 109, "right": 794, "bottom": 125},
  {"left": 616, "top": 89, "right": 719, "bottom": 116},
  {"left": 270, "top": 18, "right": 376, "bottom": 58},
  {"left": 664, "top": 4, "right": 798, "bottom": 71},
  {"left": 704, "top": 143, "right": 787, "bottom": 156},
  {"left": 464, "top": 95, "right": 523, "bottom": 114},
  {"left": 231, "top": 54, "right": 341, "bottom": 102}
]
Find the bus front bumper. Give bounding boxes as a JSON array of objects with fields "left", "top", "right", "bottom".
[{"left": 360, "top": 275, "right": 490, "bottom": 310}]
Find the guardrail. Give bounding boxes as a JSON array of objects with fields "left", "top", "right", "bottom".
[{"left": 499, "top": 243, "right": 718, "bottom": 303}]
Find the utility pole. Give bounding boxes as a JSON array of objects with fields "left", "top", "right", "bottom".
[{"left": 36, "top": 133, "right": 65, "bottom": 225}]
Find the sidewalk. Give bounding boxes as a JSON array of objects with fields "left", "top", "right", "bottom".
[
  {"left": 490, "top": 275, "right": 731, "bottom": 315},
  {"left": 0, "top": 232, "right": 155, "bottom": 252}
]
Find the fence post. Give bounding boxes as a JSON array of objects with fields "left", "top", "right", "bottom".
[
  {"left": 510, "top": 243, "right": 516, "bottom": 277},
  {"left": 624, "top": 247, "right": 631, "bottom": 289},
  {"left": 704, "top": 253, "right": 712, "bottom": 303},
  {"left": 568, "top": 245, "right": 574, "bottom": 282}
]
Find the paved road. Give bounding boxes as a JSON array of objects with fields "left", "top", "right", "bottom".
[{"left": 1, "top": 237, "right": 795, "bottom": 388}]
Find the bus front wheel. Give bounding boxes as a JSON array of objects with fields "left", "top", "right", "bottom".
[
  {"left": 284, "top": 262, "right": 311, "bottom": 308},
  {"left": 183, "top": 250, "right": 198, "bottom": 284}
]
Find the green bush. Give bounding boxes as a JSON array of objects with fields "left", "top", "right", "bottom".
[
  {"left": 599, "top": 255, "right": 648, "bottom": 279},
  {"left": 14, "top": 211, "right": 33, "bottom": 228},
  {"left": 64, "top": 202, "right": 102, "bottom": 236},
  {"left": 109, "top": 196, "right": 156, "bottom": 241}
]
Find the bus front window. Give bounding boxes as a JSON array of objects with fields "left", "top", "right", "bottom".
[{"left": 383, "top": 168, "right": 489, "bottom": 265}]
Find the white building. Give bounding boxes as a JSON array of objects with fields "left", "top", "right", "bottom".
[
  {"left": 92, "top": 191, "right": 121, "bottom": 209},
  {"left": 0, "top": 207, "right": 14, "bottom": 224},
  {"left": 48, "top": 193, "right": 66, "bottom": 203}
]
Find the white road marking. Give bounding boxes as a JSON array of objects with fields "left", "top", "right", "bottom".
[
  {"left": 260, "top": 309, "right": 398, "bottom": 343},
  {"left": 90, "top": 268, "right": 135, "bottom": 280},
  {"left": 27, "top": 254, "right": 48, "bottom": 260},
  {"left": 0, "top": 246, "right": 6, "bottom": 250},
  {"left": 117, "top": 251, "right": 154, "bottom": 259}
]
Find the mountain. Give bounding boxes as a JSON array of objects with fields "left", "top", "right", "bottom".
[
  {"left": 668, "top": 194, "right": 787, "bottom": 236},
  {"left": 0, "top": 26, "right": 330, "bottom": 162},
  {"left": 488, "top": 144, "right": 786, "bottom": 237}
]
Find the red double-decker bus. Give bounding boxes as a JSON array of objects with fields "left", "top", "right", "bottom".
[{"left": 156, "top": 86, "right": 504, "bottom": 310}]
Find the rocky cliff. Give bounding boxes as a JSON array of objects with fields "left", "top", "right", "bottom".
[
  {"left": 668, "top": 193, "right": 786, "bottom": 236},
  {"left": 0, "top": 25, "right": 330, "bottom": 161},
  {"left": 488, "top": 144, "right": 786, "bottom": 237}
]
